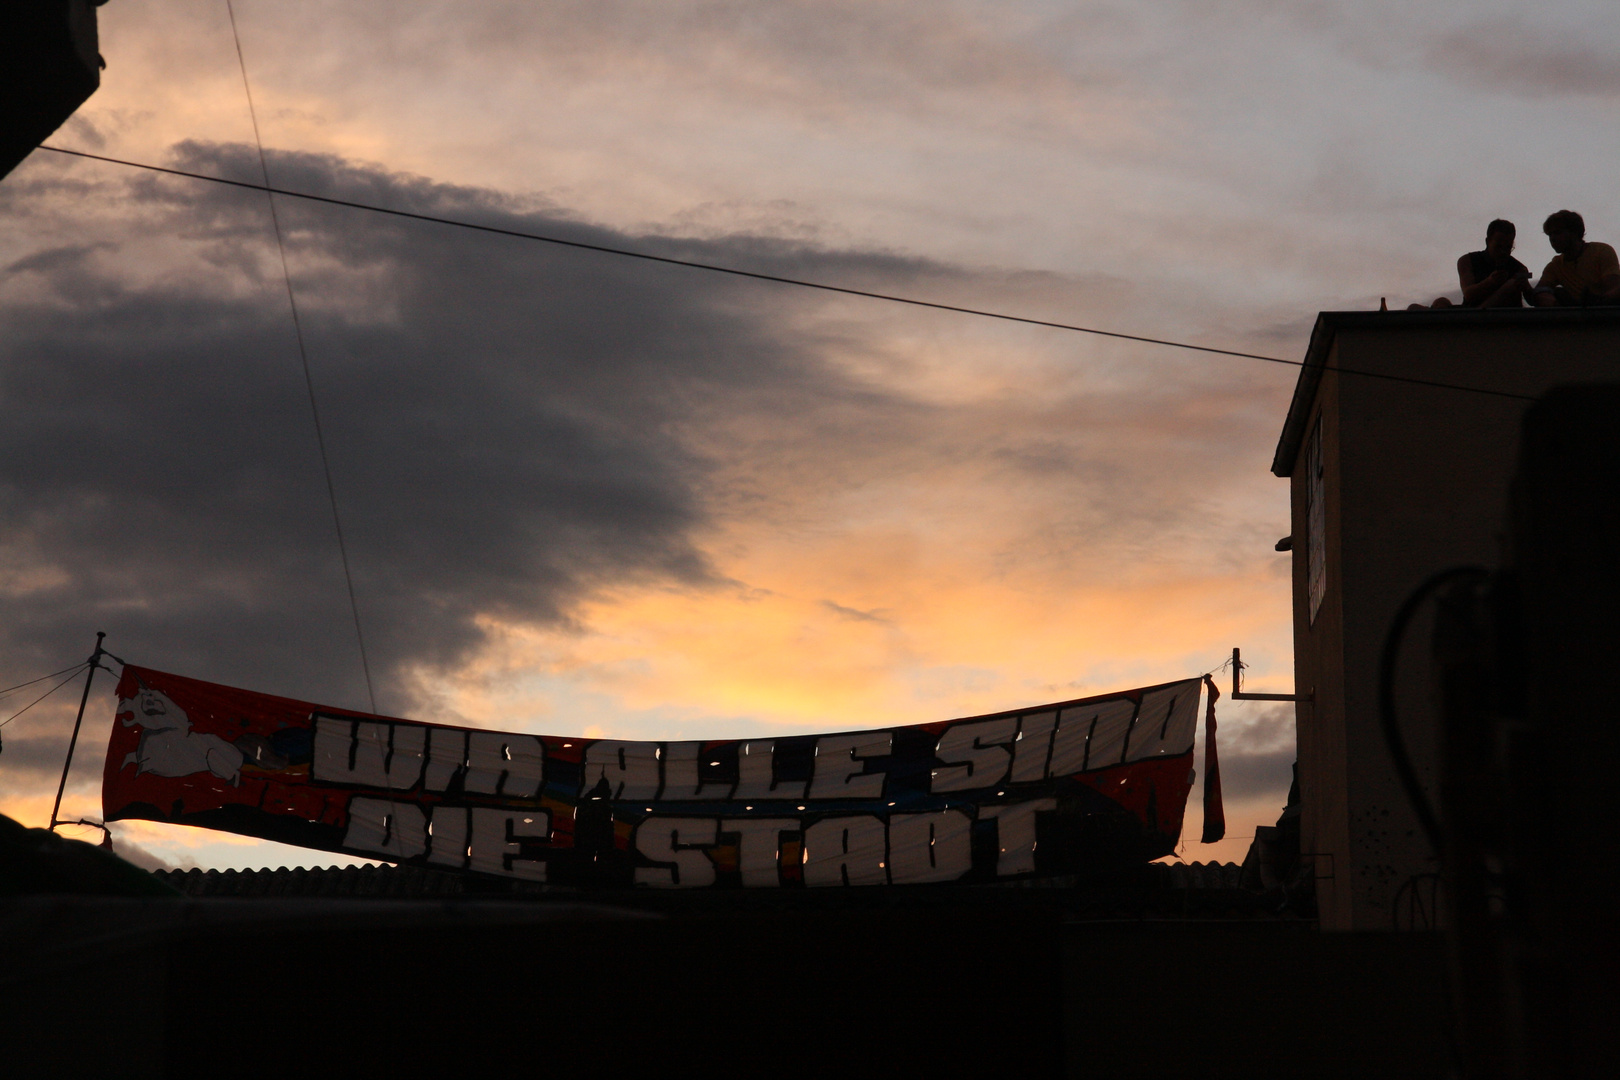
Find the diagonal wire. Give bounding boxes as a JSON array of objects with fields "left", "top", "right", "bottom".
[
  {"left": 0, "top": 662, "right": 92, "bottom": 702},
  {"left": 0, "top": 665, "right": 89, "bottom": 730},
  {"left": 36, "top": 144, "right": 1540, "bottom": 405},
  {"left": 225, "top": 0, "right": 376, "bottom": 713}
]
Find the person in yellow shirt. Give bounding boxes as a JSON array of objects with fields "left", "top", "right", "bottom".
[{"left": 1532, "top": 210, "right": 1620, "bottom": 306}]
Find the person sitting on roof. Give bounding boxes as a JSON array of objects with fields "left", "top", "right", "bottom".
[
  {"left": 1409, "top": 219, "right": 1532, "bottom": 309},
  {"left": 1531, "top": 210, "right": 1620, "bottom": 306}
]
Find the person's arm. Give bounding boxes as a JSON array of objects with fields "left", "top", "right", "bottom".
[
  {"left": 1458, "top": 254, "right": 1498, "bottom": 306},
  {"left": 1482, "top": 269, "right": 1532, "bottom": 307},
  {"left": 1532, "top": 262, "right": 1560, "bottom": 306},
  {"left": 1516, "top": 272, "right": 1537, "bottom": 305},
  {"left": 1459, "top": 255, "right": 1512, "bottom": 307}
]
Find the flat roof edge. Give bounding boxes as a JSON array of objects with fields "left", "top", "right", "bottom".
[
  {"left": 1269, "top": 307, "right": 1620, "bottom": 477},
  {"left": 1271, "top": 313, "right": 1332, "bottom": 477}
]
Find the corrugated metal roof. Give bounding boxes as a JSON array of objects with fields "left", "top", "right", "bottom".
[
  {"left": 150, "top": 861, "right": 1277, "bottom": 919},
  {"left": 155, "top": 864, "right": 473, "bottom": 898}
]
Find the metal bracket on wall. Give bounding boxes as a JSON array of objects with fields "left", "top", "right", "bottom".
[{"left": 1229, "top": 647, "right": 1312, "bottom": 702}]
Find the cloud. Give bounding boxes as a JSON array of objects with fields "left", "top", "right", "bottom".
[
  {"left": 0, "top": 732, "right": 80, "bottom": 783},
  {"left": 1215, "top": 748, "right": 1295, "bottom": 803},
  {"left": 1219, "top": 701, "right": 1296, "bottom": 757},
  {"left": 110, "top": 835, "right": 178, "bottom": 872},
  {"left": 1199, "top": 700, "right": 1294, "bottom": 804},
  {"left": 10, "top": 141, "right": 1205, "bottom": 719},
  {"left": 2, "top": 141, "right": 884, "bottom": 714},
  {"left": 6, "top": 242, "right": 118, "bottom": 277},
  {"left": 821, "top": 600, "right": 890, "bottom": 624},
  {"left": 236, "top": 0, "right": 1144, "bottom": 132},
  {"left": 1428, "top": 19, "right": 1620, "bottom": 99}
]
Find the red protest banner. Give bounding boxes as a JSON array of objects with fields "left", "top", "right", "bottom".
[{"left": 104, "top": 664, "right": 1204, "bottom": 886}]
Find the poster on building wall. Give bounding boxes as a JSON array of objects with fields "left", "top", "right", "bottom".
[{"left": 102, "top": 664, "right": 1205, "bottom": 887}]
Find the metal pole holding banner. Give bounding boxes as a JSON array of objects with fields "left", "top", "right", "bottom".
[
  {"left": 1229, "top": 647, "right": 1312, "bottom": 702},
  {"left": 48, "top": 631, "right": 107, "bottom": 833}
]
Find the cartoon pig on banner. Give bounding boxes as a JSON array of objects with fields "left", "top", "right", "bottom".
[{"left": 120, "top": 686, "right": 247, "bottom": 783}]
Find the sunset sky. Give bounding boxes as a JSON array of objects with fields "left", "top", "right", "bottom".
[{"left": 3, "top": 0, "right": 1616, "bottom": 872}]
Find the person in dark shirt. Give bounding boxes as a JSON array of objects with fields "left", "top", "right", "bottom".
[{"left": 1411, "top": 219, "right": 1532, "bottom": 309}]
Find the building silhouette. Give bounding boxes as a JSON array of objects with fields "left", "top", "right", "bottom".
[{"left": 1274, "top": 307, "right": 1620, "bottom": 930}]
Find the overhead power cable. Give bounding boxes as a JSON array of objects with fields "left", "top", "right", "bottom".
[
  {"left": 223, "top": 0, "right": 377, "bottom": 714},
  {"left": 36, "top": 144, "right": 1535, "bottom": 403}
]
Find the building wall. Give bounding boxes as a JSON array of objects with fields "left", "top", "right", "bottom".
[
  {"left": 1286, "top": 314, "right": 1620, "bottom": 930},
  {"left": 1291, "top": 349, "right": 1349, "bottom": 929}
]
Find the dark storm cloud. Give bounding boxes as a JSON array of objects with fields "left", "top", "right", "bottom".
[
  {"left": 1212, "top": 702, "right": 1294, "bottom": 803},
  {"left": 1216, "top": 749, "right": 1295, "bottom": 804},
  {"left": 6, "top": 241, "right": 116, "bottom": 277},
  {"left": 0, "top": 142, "right": 940, "bottom": 716},
  {"left": 0, "top": 732, "right": 76, "bottom": 784}
]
